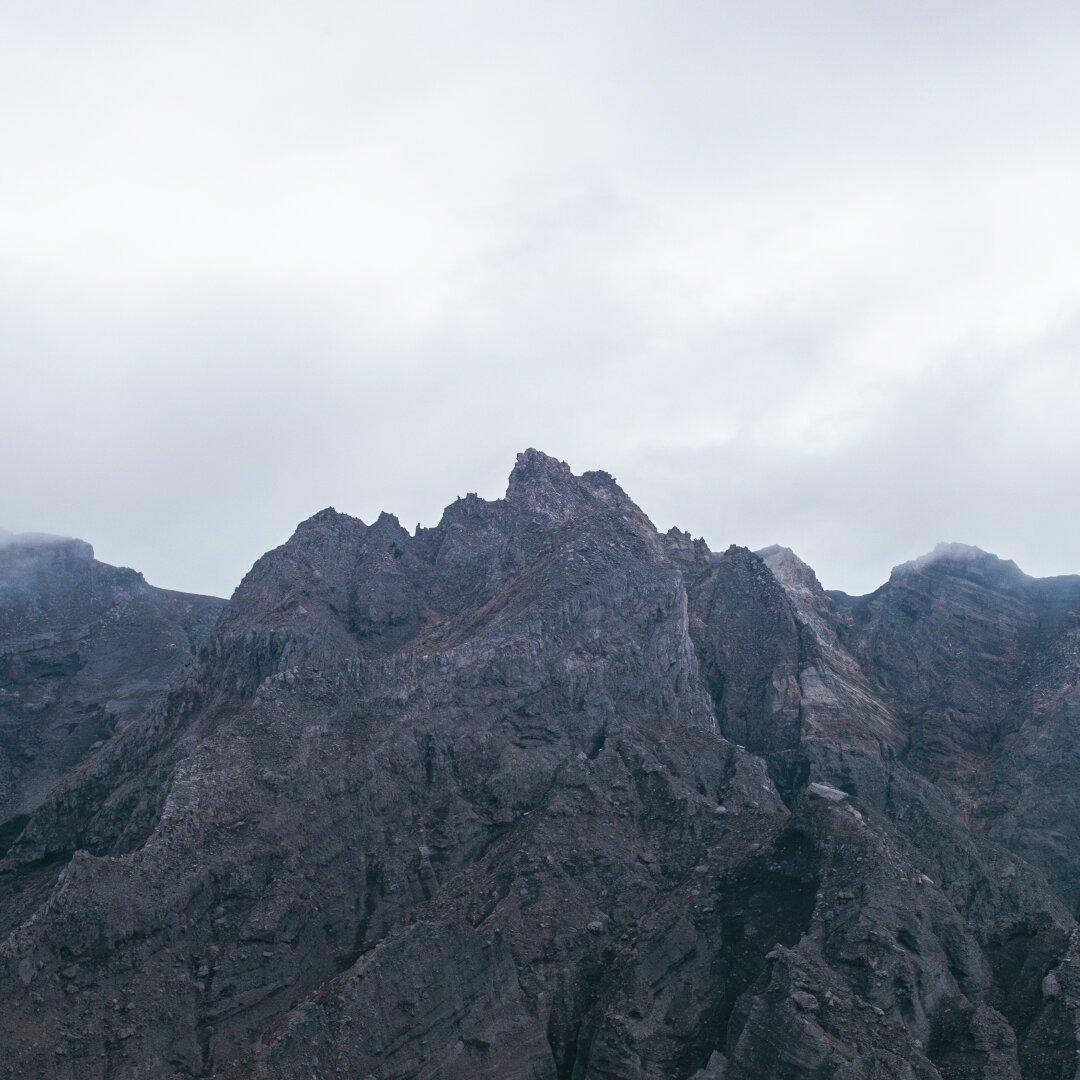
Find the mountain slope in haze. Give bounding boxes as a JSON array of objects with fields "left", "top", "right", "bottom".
[
  {"left": 0, "top": 533, "right": 225, "bottom": 857},
  {"left": 826, "top": 543, "right": 1080, "bottom": 916},
  {"left": 1, "top": 453, "right": 1080, "bottom": 1080}
]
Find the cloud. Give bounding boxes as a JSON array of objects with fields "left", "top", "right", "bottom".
[
  {"left": 625, "top": 315, "right": 1080, "bottom": 592},
  {"left": 3, "top": 2, "right": 1080, "bottom": 596}
]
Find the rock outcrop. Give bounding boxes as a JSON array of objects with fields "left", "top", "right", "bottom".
[
  {"left": 0, "top": 533, "right": 225, "bottom": 856},
  {"left": 834, "top": 543, "right": 1080, "bottom": 916},
  {"left": 1, "top": 455, "right": 1079, "bottom": 1080}
]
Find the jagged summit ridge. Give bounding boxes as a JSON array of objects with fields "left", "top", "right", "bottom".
[
  {"left": 507, "top": 446, "right": 576, "bottom": 494},
  {"left": 505, "top": 447, "right": 639, "bottom": 525}
]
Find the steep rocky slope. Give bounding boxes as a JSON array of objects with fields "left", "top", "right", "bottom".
[
  {"left": 0, "top": 533, "right": 225, "bottom": 856},
  {"left": 1, "top": 455, "right": 1078, "bottom": 1080},
  {"left": 829, "top": 544, "right": 1080, "bottom": 916}
]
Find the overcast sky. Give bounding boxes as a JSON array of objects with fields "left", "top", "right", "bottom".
[{"left": 4, "top": 2, "right": 1080, "bottom": 598}]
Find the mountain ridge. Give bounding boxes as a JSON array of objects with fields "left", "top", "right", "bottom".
[{"left": 2, "top": 451, "right": 1079, "bottom": 1079}]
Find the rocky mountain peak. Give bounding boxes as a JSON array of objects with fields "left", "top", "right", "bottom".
[
  {"left": 663, "top": 526, "right": 712, "bottom": 569},
  {"left": 507, "top": 446, "right": 572, "bottom": 485},
  {"left": 0, "top": 534, "right": 137, "bottom": 635},
  {"left": 0, "top": 531, "right": 95, "bottom": 563},
  {"left": 216, "top": 507, "right": 370, "bottom": 661},
  {"left": 287, "top": 506, "right": 366, "bottom": 548},
  {"left": 0, "top": 539, "right": 224, "bottom": 850},
  {"left": 505, "top": 448, "right": 595, "bottom": 524},
  {"left": 891, "top": 540, "right": 1027, "bottom": 591},
  {"left": 756, "top": 544, "right": 825, "bottom": 599},
  {"left": 368, "top": 509, "right": 409, "bottom": 540}
]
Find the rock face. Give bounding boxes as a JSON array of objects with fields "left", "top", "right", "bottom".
[
  {"left": 1, "top": 455, "right": 1080, "bottom": 1079},
  {"left": 832, "top": 543, "right": 1080, "bottom": 916},
  {"left": 0, "top": 533, "right": 225, "bottom": 856}
]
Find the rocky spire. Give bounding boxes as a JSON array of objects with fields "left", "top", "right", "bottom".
[{"left": 505, "top": 448, "right": 590, "bottom": 524}]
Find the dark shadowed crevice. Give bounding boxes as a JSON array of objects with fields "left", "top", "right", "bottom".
[
  {"left": 712, "top": 829, "right": 821, "bottom": 1058},
  {"left": 545, "top": 956, "right": 611, "bottom": 1080},
  {"left": 983, "top": 919, "right": 1073, "bottom": 1080},
  {"left": 0, "top": 813, "right": 28, "bottom": 860},
  {"left": 587, "top": 723, "right": 607, "bottom": 760},
  {"left": 985, "top": 919, "right": 1067, "bottom": 1043},
  {"left": 766, "top": 751, "right": 811, "bottom": 808}
]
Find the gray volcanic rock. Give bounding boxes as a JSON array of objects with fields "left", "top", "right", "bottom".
[
  {"left": 831, "top": 543, "right": 1080, "bottom": 913},
  {"left": 0, "top": 458, "right": 1079, "bottom": 1079},
  {"left": 0, "top": 533, "right": 225, "bottom": 854}
]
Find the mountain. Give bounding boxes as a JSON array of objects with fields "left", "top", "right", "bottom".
[
  {"left": 1, "top": 453, "right": 1079, "bottom": 1079},
  {"left": 0, "top": 533, "right": 225, "bottom": 858},
  {"left": 833, "top": 543, "right": 1080, "bottom": 916}
]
